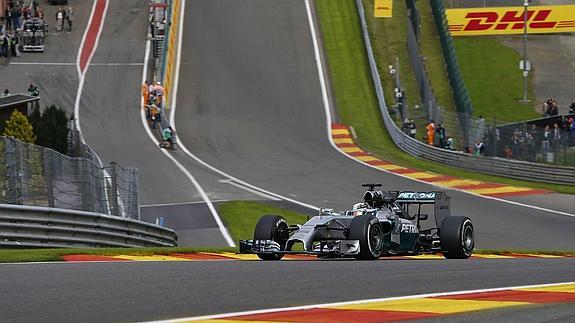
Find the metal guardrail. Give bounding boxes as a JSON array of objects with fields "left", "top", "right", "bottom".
[
  {"left": 355, "top": 0, "right": 575, "bottom": 185},
  {"left": 0, "top": 204, "right": 177, "bottom": 248}
]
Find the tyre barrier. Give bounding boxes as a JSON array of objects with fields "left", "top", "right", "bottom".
[
  {"left": 355, "top": 0, "right": 575, "bottom": 185},
  {"left": 0, "top": 204, "right": 177, "bottom": 248}
]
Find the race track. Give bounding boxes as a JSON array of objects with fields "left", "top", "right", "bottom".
[
  {"left": 1, "top": 258, "right": 574, "bottom": 322},
  {"left": 173, "top": 0, "right": 575, "bottom": 250},
  {"left": 1, "top": 1, "right": 573, "bottom": 322}
]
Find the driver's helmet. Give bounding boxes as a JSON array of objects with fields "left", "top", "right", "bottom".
[{"left": 351, "top": 202, "right": 367, "bottom": 216}]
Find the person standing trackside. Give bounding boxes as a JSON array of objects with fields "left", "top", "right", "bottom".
[
  {"left": 66, "top": 7, "right": 74, "bottom": 32},
  {"left": 160, "top": 127, "right": 175, "bottom": 149},
  {"left": 142, "top": 81, "right": 150, "bottom": 107},
  {"left": 425, "top": 120, "right": 435, "bottom": 146},
  {"left": 56, "top": 7, "right": 66, "bottom": 32}
]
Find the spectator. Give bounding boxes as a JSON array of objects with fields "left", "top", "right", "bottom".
[
  {"left": 503, "top": 145, "right": 513, "bottom": 159},
  {"left": 542, "top": 125, "right": 551, "bottom": 156},
  {"left": 569, "top": 100, "right": 575, "bottom": 114},
  {"left": 435, "top": 123, "right": 446, "bottom": 148},
  {"left": 1, "top": 34, "right": 9, "bottom": 58},
  {"left": 56, "top": 7, "right": 66, "bottom": 32},
  {"left": 154, "top": 82, "right": 164, "bottom": 106},
  {"left": 66, "top": 7, "right": 74, "bottom": 32},
  {"left": 408, "top": 120, "right": 416, "bottom": 138},
  {"left": 23, "top": 6, "right": 30, "bottom": 20},
  {"left": 425, "top": 120, "right": 435, "bottom": 146},
  {"left": 401, "top": 119, "right": 416, "bottom": 138},
  {"left": 2, "top": 88, "right": 10, "bottom": 96},
  {"left": 5, "top": 8, "right": 12, "bottom": 31},
  {"left": 150, "top": 104, "right": 161, "bottom": 129},
  {"left": 552, "top": 123, "right": 561, "bottom": 151},
  {"left": 160, "top": 126, "right": 175, "bottom": 149},
  {"left": 9, "top": 32, "right": 18, "bottom": 57},
  {"left": 473, "top": 139, "right": 485, "bottom": 156},
  {"left": 37, "top": 7, "right": 44, "bottom": 20},
  {"left": 142, "top": 81, "right": 150, "bottom": 106},
  {"left": 445, "top": 137, "right": 455, "bottom": 150}
]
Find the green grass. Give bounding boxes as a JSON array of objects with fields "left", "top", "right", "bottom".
[
  {"left": 454, "top": 37, "right": 540, "bottom": 123},
  {"left": 218, "top": 201, "right": 311, "bottom": 241},
  {"left": 314, "top": 0, "right": 575, "bottom": 194}
]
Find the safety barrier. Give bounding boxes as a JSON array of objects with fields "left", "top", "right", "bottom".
[
  {"left": 355, "top": 0, "right": 575, "bottom": 185},
  {"left": 0, "top": 204, "right": 177, "bottom": 248}
]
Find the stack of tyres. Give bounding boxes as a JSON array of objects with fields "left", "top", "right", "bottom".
[{"left": 21, "top": 18, "right": 47, "bottom": 52}]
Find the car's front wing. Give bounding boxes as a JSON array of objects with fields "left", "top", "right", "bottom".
[{"left": 239, "top": 239, "right": 361, "bottom": 257}]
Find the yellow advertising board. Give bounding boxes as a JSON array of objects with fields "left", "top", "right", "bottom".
[
  {"left": 374, "top": 0, "right": 393, "bottom": 18},
  {"left": 446, "top": 5, "right": 575, "bottom": 36}
]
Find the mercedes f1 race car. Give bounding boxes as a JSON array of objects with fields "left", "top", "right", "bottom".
[{"left": 239, "top": 184, "right": 474, "bottom": 260}]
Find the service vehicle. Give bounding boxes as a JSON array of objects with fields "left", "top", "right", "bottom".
[{"left": 240, "top": 184, "right": 474, "bottom": 260}]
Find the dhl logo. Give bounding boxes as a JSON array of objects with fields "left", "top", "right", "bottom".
[{"left": 446, "top": 5, "right": 575, "bottom": 36}]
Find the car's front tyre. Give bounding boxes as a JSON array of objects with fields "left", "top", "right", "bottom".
[
  {"left": 254, "top": 214, "right": 288, "bottom": 260},
  {"left": 349, "top": 214, "right": 384, "bottom": 260}
]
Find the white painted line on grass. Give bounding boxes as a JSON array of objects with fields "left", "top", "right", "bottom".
[{"left": 146, "top": 281, "right": 575, "bottom": 322}]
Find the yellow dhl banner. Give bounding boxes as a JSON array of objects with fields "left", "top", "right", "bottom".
[
  {"left": 447, "top": 5, "right": 575, "bottom": 36},
  {"left": 374, "top": 0, "right": 393, "bottom": 18}
]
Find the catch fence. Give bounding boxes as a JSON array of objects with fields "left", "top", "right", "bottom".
[{"left": 1, "top": 134, "right": 140, "bottom": 220}]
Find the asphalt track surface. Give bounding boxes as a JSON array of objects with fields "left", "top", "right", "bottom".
[
  {"left": 76, "top": 0, "right": 263, "bottom": 246},
  {"left": 0, "top": 258, "right": 573, "bottom": 322},
  {"left": 173, "top": 0, "right": 575, "bottom": 250},
  {"left": 0, "top": 1, "right": 574, "bottom": 322}
]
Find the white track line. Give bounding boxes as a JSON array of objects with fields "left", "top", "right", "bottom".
[
  {"left": 168, "top": 0, "right": 573, "bottom": 221},
  {"left": 146, "top": 281, "right": 575, "bottom": 322},
  {"left": 73, "top": 0, "right": 112, "bottom": 215},
  {"left": 140, "top": 22, "right": 235, "bottom": 247},
  {"left": 168, "top": 0, "right": 319, "bottom": 211},
  {"left": 304, "top": 0, "right": 575, "bottom": 219}
]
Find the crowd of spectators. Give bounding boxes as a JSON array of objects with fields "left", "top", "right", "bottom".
[
  {"left": 486, "top": 115, "right": 575, "bottom": 163},
  {"left": 142, "top": 80, "right": 175, "bottom": 149}
]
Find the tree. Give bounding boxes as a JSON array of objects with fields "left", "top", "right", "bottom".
[
  {"left": 31, "top": 105, "right": 69, "bottom": 155},
  {"left": 37, "top": 105, "right": 70, "bottom": 154},
  {"left": 3, "top": 110, "right": 36, "bottom": 144}
]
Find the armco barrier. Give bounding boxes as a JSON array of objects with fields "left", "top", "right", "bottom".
[
  {"left": 355, "top": 0, "right": 575, "bottom": 185},
  {"left": 0, "top": 204, "right": 177, "bottom": 248}
]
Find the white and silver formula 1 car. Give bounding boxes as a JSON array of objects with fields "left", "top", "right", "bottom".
[{"left": 239, "top": 184, "right": 474, "bottom": 260}]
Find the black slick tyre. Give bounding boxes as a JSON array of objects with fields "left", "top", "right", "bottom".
[
  {"left": 253, "top": 214, "right": 288, "bottom": 260},
  {"left": 440, "top": 216, "right": 474, "bottom": 259},
  {"left": 348, "top": 214, "right": 384, "bottom": 260}
]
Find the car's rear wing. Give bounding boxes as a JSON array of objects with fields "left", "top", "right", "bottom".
[{"left": 391, "top": 191, "right": 451, "bottom": 226}]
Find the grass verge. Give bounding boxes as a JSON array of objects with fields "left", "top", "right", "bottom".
[
  {"left": 314, "top": 0, "right": 575, "bottom": 194},
  {"left": 454, "top": 37, "right": 540, "bottom": 123},
  {"left": 0, "top": 201, "right": 571, "bottom": 262},
  {"left": 218, "top": 201, "right": 310, "bottom": 241}
]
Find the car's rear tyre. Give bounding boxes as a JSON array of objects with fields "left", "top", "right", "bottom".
[
  {"left": 254, "top": 214, "right": 288, "bottom": 260},
  {"left": 348, "top": 214, "right": 384, "bottom": 260},
  {"left": 440, "top": 216, "right": 474, "bottom": 259}
]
